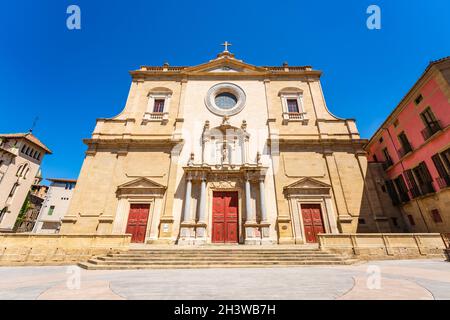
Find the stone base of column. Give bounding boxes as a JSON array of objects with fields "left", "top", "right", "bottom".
[
  {"left": 193, "top": 223, "right": 208, "bottom": 245},
  {"left": 178, "top": 222, "right": 196, "bottom": 245},
  {"left": 244, "top": 222, "right": 261, "bottom": 245}
]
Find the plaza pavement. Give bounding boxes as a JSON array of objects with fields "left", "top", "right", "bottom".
[{"left": 0, "top": 259, "right": 449, "bottom": 300}]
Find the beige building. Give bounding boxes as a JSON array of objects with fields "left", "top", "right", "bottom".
[
  {"left": 0, "top": 133, "right": 51, "bottom": 232},
  {"left": 61, "top": 46, "right": 403, "bottom": 245},
  {"left": 33, "top": 178, "right": 76, "bottom": 234}
]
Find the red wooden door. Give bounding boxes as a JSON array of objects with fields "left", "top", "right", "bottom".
[
  {"left": 301, "top": 204, "right": 325, "bottom": 243},
  {"left": 212, "top": 191, "right": 238, "bottom": 243},
  {"left": 126, "top": 204, "right": 150, "bottom": 243}
]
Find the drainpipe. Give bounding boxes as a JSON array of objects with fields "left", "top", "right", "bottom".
[{"left": 383, "top": 127, "right": 430, "bottom": 232}]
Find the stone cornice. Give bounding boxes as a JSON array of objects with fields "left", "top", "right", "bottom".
[
  {"left": 84, "top": 138, "right": 183, "bottom": 148},
  {"left": 268, "top": 138, "right": 368, "bottom": 146}
]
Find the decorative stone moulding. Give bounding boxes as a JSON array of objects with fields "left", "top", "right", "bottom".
[{"left": 204, "top": 82, "right": 246, "bottom": 116}]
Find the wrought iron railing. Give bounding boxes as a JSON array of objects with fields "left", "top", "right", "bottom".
[
  {"left": 382, "top": 159, "right": 393, "bottom": 170},
  {"left": 397, "top": 145, "right": 413, "bottom": 158},
  {"left": 421, "top": 120, "right": 442, "bottom": 141},
  {"left": 409, "top": 186, "right": 422, "bottom": 199},
  {"left": 436, "top": 177, "right": 450, "bottom": 189},
  {"left": 418, "top": 182, "right": 435, "bottom": 195}
]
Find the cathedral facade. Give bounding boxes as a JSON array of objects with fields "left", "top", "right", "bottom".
[{"left": 60, "top": 47, "right": 402, "bottom": 245}]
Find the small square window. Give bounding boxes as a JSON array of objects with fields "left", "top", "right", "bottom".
[
  {"left": 431, "top": 209, "right": 443, "bottom": 223},
  {"left": 393, "top": 119, "right": 399, "bottom": 127},
  {"left": 414, "top": 94, "right": 423, "bottom": 105},
  {"left": 391, "top": 217, "right": 399, "bottom": 227},
  {"left": 407, "top": 214, "right": 415, "bottom": 226},
  {"left": 48, "top": 205, "right": 55, "bottom": 216},
  {"left": 379, "top": 137, "right": 383, "bottom": 143},
  {"left": 358, "top": 218, "right": 366, "bottom": 224}
]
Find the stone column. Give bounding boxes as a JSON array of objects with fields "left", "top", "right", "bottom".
[
  {"left": 244, "top": 175, "right": 259, "bottom": 244},
  {"left": 259, "top": 177, "right": 268, "bottom": 222},
  {"left": 182, "top": 176, "right": 193, "bottom": 223},
  {"left": 179, "top": 174, "right": 195, "bottom": 245},
  {"left": 195, "top": 176, "right": 207, "bottom": 244},
  {"left": 259, "top": 176, "right": 270, "bottom": 241},
  {"left": 245, "top": 177, "right": 254, "bottom": 223}
]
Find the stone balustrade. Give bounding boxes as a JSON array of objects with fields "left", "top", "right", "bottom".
[
  {"left": 0, "top": 234, "right": 131, "bottom": 266},
  {"left": 318, "top": 233, "right": 447, "bottom": 260}
]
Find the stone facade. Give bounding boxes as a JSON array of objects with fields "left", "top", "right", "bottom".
[
  {"left": 0, "top": 133, "right": 51, "bottom": 232},
  {"left": 61, "top": 48, "right": 403, "bottom": 245}
]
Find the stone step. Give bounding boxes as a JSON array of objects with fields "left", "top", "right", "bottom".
[
  {"left": 99, "top": 254, "right": 345, "bottom": 261},
  {"left": 78, "top": 260, "right": 358, "bottom": 270},
  {"left": 96, "top": 257, "right": 347, "bottom": 263},
  {"left": 87, "top": 258, "right": 347, "bottom": 266},
  {"left": 106, "top": 253, "right": 343, "bottom": 258}
]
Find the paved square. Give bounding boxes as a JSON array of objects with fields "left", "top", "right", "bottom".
[{"left": 1, "top": 259, "right": 449, "bottom": 300}]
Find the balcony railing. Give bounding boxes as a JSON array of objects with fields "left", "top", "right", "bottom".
[
  {"left": 409, "top": 186, "right": 422, "bottom": 199},
  {"left": 398, "top": 192, "right": 410, "bottom": 203},
  {"left": 421, "top": 121, "right": 442, "bottom": 141},
  {"left": 436, "top": 176, "right": 450, "bottom": 189},
  {"left": 143, "top": 112, "right": 169, "bottom": 123},
  {"left": 382, "top": 159, "right": 393, "bottom": 170},
  {"left": 397, "top": 145, "right": 413, "bottom": 158},
  {"left": 419, "top": 182, "right": 435, "bottom": 195}
]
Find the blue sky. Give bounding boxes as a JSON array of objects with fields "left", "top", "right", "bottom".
[{"left": 1, "top": 0, "right": 449, "bottom": 182}]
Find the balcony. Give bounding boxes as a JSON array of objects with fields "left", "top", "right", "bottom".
[
  {"left": 436, "top": 176, "right": 450, "bottom": 189},
  {"left": 418, "top": 182, "right": 435, "bottom": 195},
  {"left": 409, "top": 186, "right": 422, "bottom": 199},
  {"left": 421, "top": 121, "right": 442, "bottom": 141},
  {"left": 143, "top": 112, "right": 169, "bottom": 124},
  {"left": 398, "top": 192, "right": 410, "bottom": 203},
  {"left": 382, "top": 159, "right": 394, "bottom": 170},
  {"left": 282, "top": 112, "right": 308, "bottom": 125},
  {"left": 397, "top": 144, "right": 413, "bottom": 158}
]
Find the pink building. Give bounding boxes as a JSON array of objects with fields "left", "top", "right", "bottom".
[{"left": 366, "top": 57, "right": 450, "bottom": 233}]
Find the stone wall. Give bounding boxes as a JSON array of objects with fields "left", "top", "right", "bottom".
[
  {"left": 0, "top": 234, "right": 130, "bottom": 266},
  {"left": 318, "top": 233, "right": 447, "bottom": 260}
]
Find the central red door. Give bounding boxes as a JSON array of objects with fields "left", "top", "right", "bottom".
[
  {"left": 212, "top": 191, "right": 238, "bottom": 243},
  {"left": 301, "top": 204, "right": 325, "bottom": 243},
  {"left": 126, "top": 204, "right": 150, "bottom": 243}
]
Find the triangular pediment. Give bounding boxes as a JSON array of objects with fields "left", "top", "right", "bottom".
[
  {"left": 284, "top": 177, "right": 331, "bottom": 190},
  {"left": 183, "top": 56, "right": 267, "bottom": 74},
  {"left": 117, "top": 177, "right": 166, "bottom": 190}
]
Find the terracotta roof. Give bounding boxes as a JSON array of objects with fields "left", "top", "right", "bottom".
[
  {"left": 0, "top": 132, "right": 52, "bottom": 154},
  {"left": 47, "top": 178, "right": 77, "bottom": 183}
]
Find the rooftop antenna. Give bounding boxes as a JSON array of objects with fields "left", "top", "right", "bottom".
[{"left": 29, "top": 116, "right": 39, "bottom": 133}]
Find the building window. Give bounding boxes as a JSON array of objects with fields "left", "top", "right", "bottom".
[
  {"left": 420, "top": 107, "right": 441, "bottom": 140},
  {"left": 430, "top": 209, "right": 443, "bottom": 223},
  {"left": 48, "top": 205, "right": 55, "bottom": 216},
  {"left": 412, "top": 162, "right": 435, "bottom": 195},
  {"left": 358, "top": 218, "right": 366, "bottom": 224},
  {"left": 407, "top": 214, "right": 416, "bottom": 226},
  {"left": 397, "top": 132, "right": 413, "bottom": 157},
  {"left": 414, "top": 94, "right": 423, "bottom": 105},
  {"left": 21, "top": 145, "right": 27, "bottom": 153},
  {"left": 382, "top": 148, "right": 393, "bottom": 169},
  {"left": 287, "top": 99, "right": 299, "bottom": 113},
  {"left": 432, "top": 153, "right": 450, "bottom": 189},
  {"left": 391, "top": 217, "right": 399, "bottom": 227},
  {"left": 379, "top": 137, "right": 383, "bottom": 143},
  {"left": 393, "top": 119, "right": 399, "bottom": 127},
  {"left": 0, "top": 207, "right": 7, "bottom": 222},
  {"left": 393, "top": 175, "right": 410, "bottom": 203},
  {"left": 385, "top": 180, "right": 400, "bottom": 206},
  {"left": 9, "top": 183, "right": 19, "bottom": 198},
  {"left": 153, "top": 99, "right": 165, "bottom": 113},
  {"left": 280, "top": 92, "right": 306, "bottom": 123},
  {"left": 405, "top": 169, "right": 421, "bottom": 198}
]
